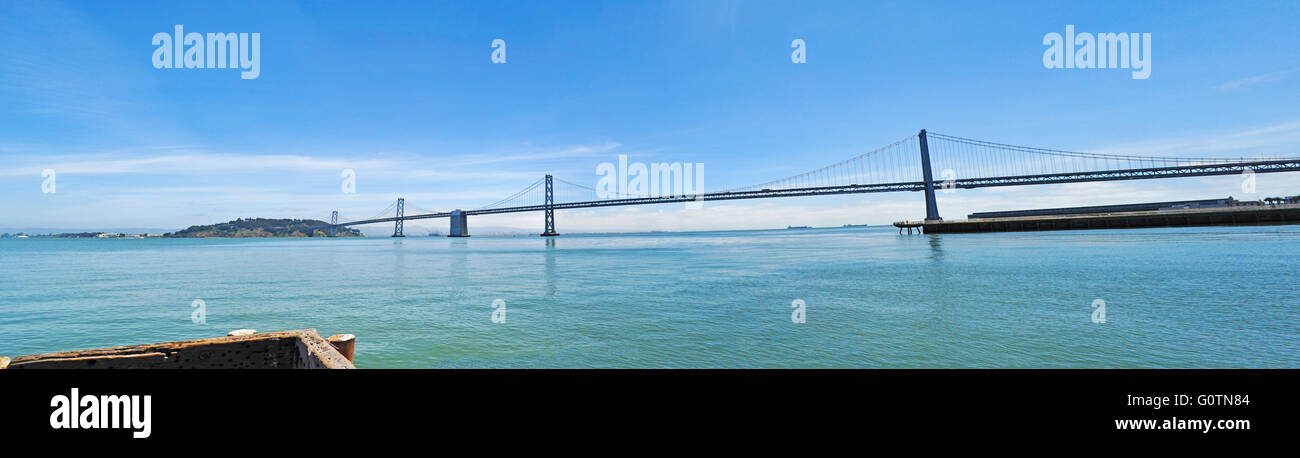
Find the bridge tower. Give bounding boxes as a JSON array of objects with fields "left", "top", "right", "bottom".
[
  {"left": 541, "top": 175, "right": 559, "bottom": 236},
  {"left": 329, "top": 211, "right": 338, "bottom": 237},
  {"left": 392, "top": 198, "right": 405, "bottom": 237},
  {"left": 918, "top": 129, "right": 942, "bottom": 221}
]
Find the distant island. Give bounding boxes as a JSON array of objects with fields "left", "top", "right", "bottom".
[
  {"left": 3, "top": 218, "right": 362, "bottom": 238},
  {"left": 2, "top": 232, "right": 164, "bottom": 239},
  {"left": 167, "top": 218, "right": 361, "bottom": 238}
]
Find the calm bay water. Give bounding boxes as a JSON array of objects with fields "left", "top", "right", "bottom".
[{"left": 1, "top": 226, "right": 1297, "bottom": 368}]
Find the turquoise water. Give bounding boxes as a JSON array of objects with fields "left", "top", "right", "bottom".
[{"left": 1, "top": 226, "right": 1297, "bottom": 368}]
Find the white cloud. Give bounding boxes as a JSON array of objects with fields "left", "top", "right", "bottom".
[
  {"left": 437, "top": 142, "right": 623, "bottom": 166},
  {"left": 1086, "top": 120, "right": 1300, "bottom": 157},
  {"left": 1215, "top": 69, "right": 1295, "bottom": 91},
  {"left": 0, "top": 153, "right": 394, "bottom": 177},
  {"left": 0, "top": 142, "right": 626, "bottom": 182}
]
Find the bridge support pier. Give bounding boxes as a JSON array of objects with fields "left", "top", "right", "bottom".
[
  {"left": 448, "top": 210, "right": 470, "bottom": 237},
  {"left": 541, "top": 175, "right": 559, "bottom": 237},
  {"left": 329, "top": 211, "right": 338, "bottom": 237},
  {"left": 918, "top": 129, "right": 943, "bottom": 222}
]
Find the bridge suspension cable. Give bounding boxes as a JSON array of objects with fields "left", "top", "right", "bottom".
[
  {"left": 924, "top": 132, "right": 1298, "bottom": 180},
  {"left": 363, "top": 200, "right": 399, "bottom": 221},
  {"left": 550, "top": 176, "right": 697, "bottom": 201},
  {"left": 406, "top": 203, "right": 449, "bottom": 216},
  {"left": 723, "top": 133, "right": 923, "bottom": 193},
  {"left": 474, "top": 177, "right": 545, "bottom": 210},
  {"left": 551, "top": 177, "right": 600, "bottom": 203}
]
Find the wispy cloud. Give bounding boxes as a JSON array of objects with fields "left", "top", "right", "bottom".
[
  {"left": 0, "top": 139, "right": 630, "bottom": 178},
  {"left": 438, "top": 143, "right": 623, "bottom": 167},
  {"left": 1086, "top": 120, "right": 1300, "bottom": 157},
  {"left": 1215, "top": 69, "right": 1296, "bottom": 91},
  {"left": 113, "top": 186, "right": 274, "bottom": 194},
  {"left": 0, "top": 141, "right": 631, "bottom": 229},
  {"left": 0, "top": 153, "right": 395, "bottom": 177}
]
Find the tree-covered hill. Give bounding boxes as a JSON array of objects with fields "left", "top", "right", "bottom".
[{"left": 166, "top": 218, "right": 362, "bottom": 238}]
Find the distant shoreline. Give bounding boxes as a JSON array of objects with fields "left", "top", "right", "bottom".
[{"left": 2, "top": 225, "right": 886, "bottom": 240}]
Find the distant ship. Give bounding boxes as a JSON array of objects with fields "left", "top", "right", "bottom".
[
  {"left": 842, "top": 224, "right": 869, "bottom": 227},
  {"left": 787, "top": 226, "right": 812, "bottom": 229}
]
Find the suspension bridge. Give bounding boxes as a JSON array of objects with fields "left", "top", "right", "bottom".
[{"left": 324, "top": 130, "right": 1300, "bottom": 237}]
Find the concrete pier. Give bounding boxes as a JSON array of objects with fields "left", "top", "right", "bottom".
[
  {"left": 448, "top": 210, "right": 470, "bottom": 237},
  {"left": 895, "top": 204, "right": 1300, "bottom": 234},
  {"left": 894, "top": 221, "right": 924, "bottom": 234}
]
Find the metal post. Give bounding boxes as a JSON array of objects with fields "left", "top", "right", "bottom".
[
  {"left": 919, "top": 129, "right": 942, "bottom": 221},
  {"left": 392, "top": 198, "right": 405, "bottom": 237},
  {"left": 541, "top": 175, "right": 559, "bottom": 236},
  {"left": 329, "top": 211, "right": 338, "bottom": 237}
]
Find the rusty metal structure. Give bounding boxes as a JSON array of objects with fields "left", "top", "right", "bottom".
[{"left": 0, "top": 329, "right": 355, "bottom": 369}]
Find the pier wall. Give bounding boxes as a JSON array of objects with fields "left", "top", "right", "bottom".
[{"left": 921, "top": 206, "right": 1300, "bottom": 234}]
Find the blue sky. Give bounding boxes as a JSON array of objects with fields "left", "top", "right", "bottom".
[{"left": 2, "top": 1, "right": 1299, "bottom": 234}]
